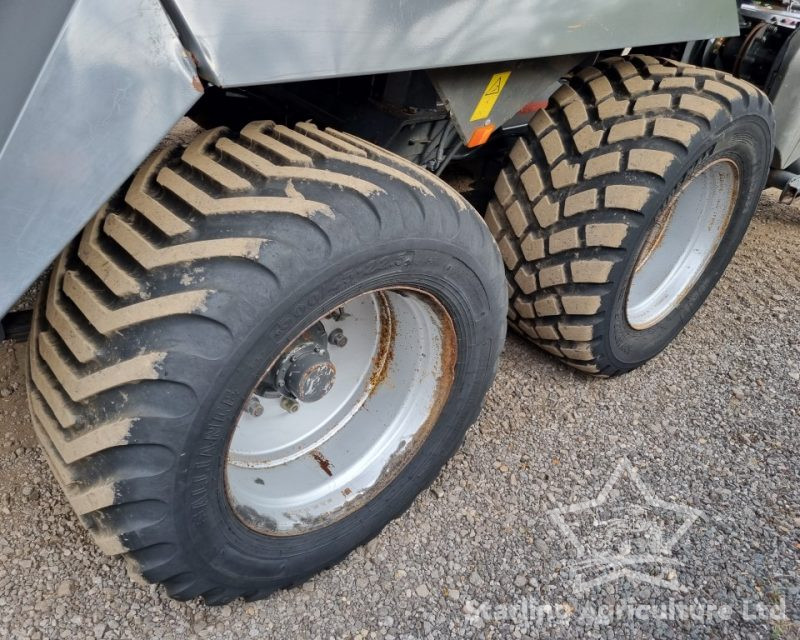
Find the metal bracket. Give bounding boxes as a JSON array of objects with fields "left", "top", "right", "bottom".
[
  {"left": 780, "top": 173, "right": 800, "bottom": 204},
  {"left": 428, "top": 55, "right": 583, "bottom": 147},
  {"left": 768, "top": 168, "right": 800, "bottom": 204}
]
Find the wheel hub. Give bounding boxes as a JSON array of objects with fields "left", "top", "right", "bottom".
[{"left": 262, "top": 323, "right": 337, "bottom": 403}]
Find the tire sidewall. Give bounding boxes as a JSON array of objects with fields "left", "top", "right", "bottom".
[
  {"left": 172, "top": 240, "right": 503, "bottom": 588},
  {"left": 605, "top": 114, "right": 772, "bottom": 369}
]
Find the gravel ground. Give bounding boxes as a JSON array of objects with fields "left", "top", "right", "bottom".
[{"left": 0, "top": 192, "right": 798, "bottom": 639}]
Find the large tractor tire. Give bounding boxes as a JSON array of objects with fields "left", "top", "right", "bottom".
[
  {"left": 489, "top": 55, "right": 773, "bottom": 375},
  {"left": 26, "top": 122, "right": 506, "bottom": 603}
]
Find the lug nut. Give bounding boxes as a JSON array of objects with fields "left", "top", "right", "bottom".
[
  {"left": 280, "top": 397, "right": 300, "bottom": 413},
  {"left": 328, "top": 328, "right": 348, "bottom": 347},
  {"left": 246, "top": 396, "right": 264, "bottom": 417}
]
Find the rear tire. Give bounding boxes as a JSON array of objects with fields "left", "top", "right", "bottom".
[
  {"left": 26, "top": 122, "right": 506, "bottom": 602},
  {"left": 490, "top": 55, "right": 773, "bottom": 375}
]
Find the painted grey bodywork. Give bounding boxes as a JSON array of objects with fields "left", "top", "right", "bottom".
[
  {"left": 165, "top": 0, "right": 739, "bottom": 88},
  {"left": 770, "top": 29, "right": 800, "bottom": 168},
  {"left": 0, "top": 0, "right": 740, "bottom": 316},
  {"left": 0, "top": 0, "right": 200, "bottom": 316}
]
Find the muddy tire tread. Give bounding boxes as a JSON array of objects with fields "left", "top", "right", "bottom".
[
  {"left": 27, "top": 120, "right": 484, "bottom": 604},
  {"left": 493, "top": 55, "right": 770, "bottom": 375}
]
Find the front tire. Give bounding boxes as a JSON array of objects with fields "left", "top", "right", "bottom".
[
  {"left": 26, "top": 122, "right": 506, "bottom": 602},
  {"left": 490, "top": 55, "right": 773, "bottom": 375}
]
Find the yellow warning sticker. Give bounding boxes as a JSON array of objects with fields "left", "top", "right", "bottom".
[{"left": 469, "top": 71, "right": 511, "bottom": 122}]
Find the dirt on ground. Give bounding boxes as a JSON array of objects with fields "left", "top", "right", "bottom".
[{"left": 0, "top": 192, "right": 798, "bottom": 639}]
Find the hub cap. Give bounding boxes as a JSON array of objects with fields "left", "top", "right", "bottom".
[
  {"left": 225, "top": 289, "right": 456, "bottom": 535},
  {"left": 626, "top": 158, "right": 739, "bottom": 330}
]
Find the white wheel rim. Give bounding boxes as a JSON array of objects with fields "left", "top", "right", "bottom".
[
  {"left": 225, "top": 289, "right": 456, "bottom": 535},
  {"left": 626, "top": 158, "right": 739, "bottom": 330}
]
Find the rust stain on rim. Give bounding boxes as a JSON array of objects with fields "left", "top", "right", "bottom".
[
  {"left": 311, "top": 450, "right": 334, "bottom": 476},
  {"left": 367, "top": 291, "right": 395, "bottom": 395},
  {"left": 297, "top": 289, "right": 458, "bottom": 528},
  {"left": 635, "top": 157, "right": 740, "bottom": 275},
  {"left": 358, "top": 290, "right": 458, "bottom": 499}
]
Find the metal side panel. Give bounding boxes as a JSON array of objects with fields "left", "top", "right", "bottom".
[
  {"left": 166, "top": 0, "right": 739, "bottom": 88},
  {"left": 430, "top": 55, "right": 583, "bottom": 143},
  {"left": 770, "top": 28, "right": 800, "bottom": 169},
  {"left": 0, "top": 0, "right": 201, "bottom": 316}
]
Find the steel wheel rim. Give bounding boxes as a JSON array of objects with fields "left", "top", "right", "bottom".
[
  {"left": 225, "top": 288, "right": 456, "bottom": 535},
  {"left": 626, "top": 158, "right": 739, "bottom": 330}
]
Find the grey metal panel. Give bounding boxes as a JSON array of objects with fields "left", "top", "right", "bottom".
[
  {"left": 0, "top": 0, "right": 76, "bottom": 141},
  {"left": 167, "top": 0, "right": 739, "bottom": 88},
  {"left": 430, "top": 56, "right": 582, "bottom": 142},
  {"left": 0, "top": 0, "right": 201, "bottom": 316},
  {"left": 770, "top": 29, "right": 800, "bottom": 169}
]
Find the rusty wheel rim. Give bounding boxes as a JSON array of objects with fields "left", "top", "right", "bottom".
[
  {"left": 225, "top": 288, "right": 456, "bottom": 535},
  {"left": 626, "top": 158, "right": 740, "bottom": 330}
]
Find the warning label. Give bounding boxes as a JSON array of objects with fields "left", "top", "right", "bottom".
[{"left": 470, "top": 71, "right": 511, "bottom": 121}]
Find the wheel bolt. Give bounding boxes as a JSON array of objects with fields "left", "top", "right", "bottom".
[
  {"left": 246, "top": 396, "right": 264, "bottom": 417},
  {"left": 328, "top": 328, "right": 348, "bottom": 347},
  {"left": 280, "top": 397, "right": 300, "bottom": 413}
]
